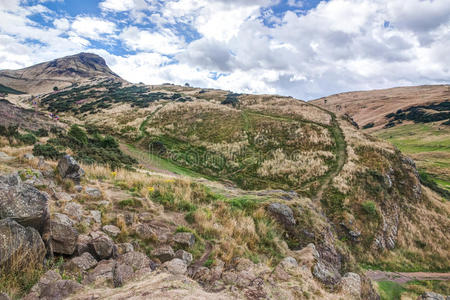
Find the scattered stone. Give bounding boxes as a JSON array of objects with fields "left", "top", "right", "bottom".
[
  {"left": 117, "top": 243, "right": 134, "bottom": 255},
  {"left": 90, "top": 210, "right": 102, "bottom": 224},
  {"left": 151, "top": 245, "right": 175, "bottom": 263},
  {"left": 67, "top": 252, "right": 97, "bottom": 272},
  {"left": 175, "top": 249, "right": 193, "bottom": 265},
  {"left": 312, "top": 261, "right": 341, "bottom": 286},
  {"left": 162, "top": 258, "right": 187, "bottom": 275},
  {"left": 23, "top": 153, "right": 35, "bottom": 160},
  {"left": 417, "top": 292, "right": 448, "bottom": 300},
  {"left": 63, "top": 202, "right": 84, "bottom": 221},
  {"left": 103, "top": 224, "right": 121, "bottom": 237},
  {"left": 117, "top": 251, "right": 151, "bottom": 270},
  {"left": 135, "top": 223, "right": 156, "bottom": 240},
  {"left": 39, "top": 279, "right": 83, "bottom": 300},
  {"left": 86, "top": 187, "right": 102, "bottom": 198},
  {"left": 267, "top": 202, "right": 296, "bottom": 227},
  {"left": 98, "top": 200, "right": 109, "bottom": 206},
  {"left": 279, "top": 257, "right": 298, "bottom": 270},
  {"left": 0, "top": 173, "right": 50, "bottom": 233},
  {"left": 340, "top": 272, "right": 361, "bottom": 298},
  {"left": 50, "top": 213, "right": 79, "bottom": 255},
  {"left": 54, "top": 192, "right": 73, "bottom": 202},
  {"left": 90, "top": 231, "right": 116, "bottom": 259},
  {"left": 0, "top": 152, "right": 13, "bottom": 162},
  {"left": 57, "top": 155, "right": 85, "bottom": 183},
  {"left": 74, "top": 185, "right": 83, "bottom": 193},
  {"left": 173, "top": 232, "right": 195, "bottom": 248},
  {"left": 138, "top": 212, "right": 153, "bottom": 222},
  {"left": 84, "top": 259, "right": 116, "bottom": 286},
  {"left": 0, "top": 219, "right": 46, "bottom": 270},
  {"left": 0, "top": 292, "right": 10, "bottom": 300}
]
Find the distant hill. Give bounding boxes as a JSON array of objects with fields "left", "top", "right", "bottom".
[
  {"left": 0, "top": 83, "right": 24, "bottom": 95},
  {"left": 0, "top": 52, "right": 122, "bottom": 94}
]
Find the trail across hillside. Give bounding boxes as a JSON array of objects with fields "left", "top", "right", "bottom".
[
  {"left": 312, "top": 112, "right": 348, "bottom": 202},
  {"left": 366, "top": 270, "right": 450, "bottom": 284}
]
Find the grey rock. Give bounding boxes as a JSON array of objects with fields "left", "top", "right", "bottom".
[
  {"left": 90, "top": 210, "right": 102, "bottom": 224},
  {"left": 0, "top": 219, "right": 46, "bottom": 270},
  {"left": 54, "top": 192, "right": 73, "bottom": 202},
  {"left": 63, "top": 202, "right": 84, "bottom": 221},
  {"left": 57, "top": 155, "right": 85, "bottom": 183},
  {"left": 0, "top": 292, "right": 10, "bottom": 300},
  {"left": 162, "top": 258, "right": 187, "bottom": 275},
  {"left": 74, "top": 185, "right": 83, "bottom": 193},
  {"left": 341, "top": 272, "right": 361, "bottom": 297},
  {"left": 75, "top": 234, "right": 91, "bottom": 256},
  {"left": 39, "top": 279, "right": 83, "bottom": 300},
  {"left": 117, "top": 251, "right": 151, "bottom": 270},
  {"left": 24, "top": 153, "right": 35, "bottom": 160},
  {"left": 84, "top": 259, "right": 116, "bottom": 286},
  {"left": 26, "top": 270, "right": 62, "bottom": 299},
  {"left": 67, "top": 252, "right": 97, "bottom": 271},
  {"left": 50, "top": 213, "right": 79, "bottom": 255},
  {"left": 0, "top": 152, "right": 13, "bottom": 161},
  {"left": 151, "top": 245, "right": 175, "bottom": 263},
  {"left": 267, "top": 202, "right": 296, "bottom": 227},
  {"left": 86, "top": 187, "right": 102, "bottom": 198},
  {"left": 134, "top": 223, "right": 156, "bottom": 240},
  {"left": 417, "top": 292, "right": 448, "bottom": 300},
  {"left": 0, "top": 173, "right": 50, "bottom": 233},
  {"left": 279, "top": 256, "right": 298, "bottom": 269},
  {"left": 175, "top": 249, "right": 193, "bottom": 265},
  {"left": 113, "top": 263, "right": 134, "bottom": 288},
  {"left": 173, "top": 232, "right": 195, "bottom": 248},
  {"left": 103, "top": 225, "right": 121, "bottom": 237},
  {"left": 90, "top": 231, "right": 116, "bottom": 259},
  {"left": 117, "top": 243, "right": 134, "bottom": 255},
  {"left": 312, "top": 261, "right": 341, "bottom": 286}
]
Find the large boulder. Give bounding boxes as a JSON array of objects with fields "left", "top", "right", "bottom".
[
  {"left": 114, "top": 251, "right": 152, "bottom": 287},
  {"left": 173, "top": 232, "right": 195, "bottom": 248},
  {"left": 267, "top": 202, "right": 296, "bottom": 228},
  {"left": 162, "top": 258, "right": 188, "bottom": 275},
  {"left": 57, "top": 155, "right": 85, "bottom": 183},
  {"left": 340, "top": 272, "right": 361, "bottom": 298},
  {"left": 312, "top": 261, "right": 341, "bottom": 286},
  {"left": 151, "top": 245, "right": 175, "bottom": 263},
  {"left": 66, "top": 252, "right": 97, "bottom": 272},
  {"left": 25, "top": 269, "right": 82, "bottom": 300},
  {"left": 50, "top": 213, "right": 79, "bottom": 255},
  {"left": 0, "top": 219, "right": 46, "bottom": 271},
  {"left": 0, "top": 173, "right": 49, "bottom": 233},
  {"left": 90, "top": 231, "right": 116, "bottom": 259}
]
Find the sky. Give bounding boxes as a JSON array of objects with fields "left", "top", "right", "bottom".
[{"left": 0, "top": 0, "right": 449, "bottom": 100}]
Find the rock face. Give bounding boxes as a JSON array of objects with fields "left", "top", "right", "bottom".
[
  {"left": 0, "top": 218, "right": 46, "bottom": 270},
  {"left": 340, "top": 272, "right": 361, "bottom": 298},
  {"left": 0, "top": 173, "right": 49, "bottom": 233},
  {"left": 175, "top": 250, "right": 193, "bottom": 265},
  {"left": 57, "top": 155, "right": 85, "bottom": 183},
  {"left": 50, "top": 213, "right": 79, "bottom": 255},
  {"left": 312, "top": 261, "right": 341, "bottom": 286},
  {"left": 267, "top": 203, "right": 296, "bottom": 228},
  {"left": 103, "top": 225, "right": 121, "bottom": 237}
]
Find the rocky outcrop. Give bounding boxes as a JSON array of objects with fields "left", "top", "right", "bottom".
[
  {"left": 103, "top": 225, "right": 121, "bottom": 237},
  {"left": 25, "top": 270, "right": 82, "bottom": 300},
  {"left": 57, "top": 155, "right": 85, "bottom": 183},
  {"left": 0, "top": 218, "right": 46, "bottom": 270},
  {"left": 89, "top": 231, "right": 116, "bottom": 259},
  {"left": 417, "top": 292, "right": 449, "bottom": 300},
  {"left": 267, "top": 202, "right": 296, "bottom": 228},
  {"left": 340, "top": 272, "right": 361, "bottom": 298},
  {"left": 66, "top": 252, "right": 97, "bottom": 272},
  {"left": 0, "top": 173, "right": 49, "bottom": 233},
  {"left": 173, "top": 232, "right": 195, "bottom": 248},
  {"left": 50, "top": 213, "right": 79, "bottom": 255},
  {"left": 151, "top": 245, "right": 175, "bottom": 263},
  {"left": 312, "top": 260, "right": 341, "bottom": 286}
]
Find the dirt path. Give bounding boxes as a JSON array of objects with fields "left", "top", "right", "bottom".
[
  {"left": 366, "top": 270, "right": 450, "bottom": 284},
  {"left": 312, "top": 114, "right": 347, "bottom": 202}
]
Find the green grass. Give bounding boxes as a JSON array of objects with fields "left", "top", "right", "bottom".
[
  {"left": 376, "top": 280, "right": 450, "bottom": 300},
  {"left": 377, "top": 281, "right": 405, "bottom": 300},
  {"left": 0, "top": 83, "right": 25, "bottom": 95}
]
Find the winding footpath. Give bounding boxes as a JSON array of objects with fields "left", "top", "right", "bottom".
[{"left": 365, "top": 270, "right": 450, "bottom": 284}]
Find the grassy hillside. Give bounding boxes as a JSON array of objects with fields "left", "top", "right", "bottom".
[{"left": 0, "top": 83, "right": 24, "bottom": 95}]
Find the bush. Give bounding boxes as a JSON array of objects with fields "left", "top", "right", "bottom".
[
  {"left": 17, "top": 133, "right": 37, "bottom": 145},
  {"left": 33, "top": 128, "right": 48, "bottom": 137},
  {"left": 32, "top": 144, "right": 62, "bottom": 160},
  {"left": 362, "top": 122, "right": 374, "bottom": 129},
  {"left": 361, "top": 201, "right": 377, "bottom": 217},
  {"left": 68, "top": 125, "right": 88, "bottom": 145}
]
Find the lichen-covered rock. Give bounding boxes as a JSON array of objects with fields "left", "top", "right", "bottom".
[
  {"left": 0, "top": 219, "right": 46, "bottom": 270},
  {"left": 103, "top": 225, "right": 121, "bottom": 237},
  {"left": 417, "top": 292, "right": 448, "bottom": 300},
  {"left": 66, "top": 252, "right": 97, "bottom": 272},
  {"left": 279, "top": 257, "right": 298, "bottom": 270},
  {"left": 312, "top": 261, "right": 341, "bottom": 286},
  {"left": 173, "top": 232, "right": 195, "bottom": 248},
  {"left": 39, "top": 279, "right": 83, "bottom": 300},
  {"left": 117, "top": 243, "right": 134, "bottom": 255},
  {"left": 113, "top": 263, "right": 134, "bottom": 288},
  {"left": 175, "top": 249, "right": 193, "bottom": 265},
  {"left": 151, "top": 245, "right": 175, "bottom": 263},
  {"left": 134, "top": 223, "right": 156, "bottom": 240},
  {"left": 25, "top": 270, "right": 62, "bottom": 300},
  {"left": 86, "top": 187, "right": 102, "bottom": 198},
  {"left": 340, "top": 272, "right": 361, "bottom": 298},
  {"left": 162, "top": 258, "right": 187, "bottom": 275},
  {"left": 90, "top": 231, "right": 116, "bottom": 259},
  {"left": 0, "top": 173, "right": 49, "bottom": 233},
  {"left": 75, "top": 234, "right": 91, "bottom": 256},
  {"left": 117, "top": 251, "right": 152, "bottom": 270},
  {"left": 50, "top": 213, "right": 79, "bottom": 255},
  {"left": 90, "top": 210, "right": 102, "bottom": 224},
  {"left": 267, "top": 202, "right": 296, "bottom": 227},
  {"left": 63, "top": 202, "right": 84, "bottom": 221},
  {"left": 57, "top": 155, "right": 85, "bottom": 183},
  {"left": 84, "top": 259, "right": 116, "bottom": 286}
]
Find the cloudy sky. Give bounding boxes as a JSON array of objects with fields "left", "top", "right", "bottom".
[{"left": 0, "top": 0, "right": 449, "bottom": 99}]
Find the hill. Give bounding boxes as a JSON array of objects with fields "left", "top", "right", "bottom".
[
  {"left": 0, "top": 53, "right": 121, "bottom": 94},
  {"left": 0, "top": 54, "right": 448, "bottom": 300},
  {"left": 311, "top": 85, "right": 450, "bottom": 197}
]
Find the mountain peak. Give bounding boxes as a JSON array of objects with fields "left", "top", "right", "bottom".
[{"left": 0, "top": 52, "right": 122, "bottom": 94}]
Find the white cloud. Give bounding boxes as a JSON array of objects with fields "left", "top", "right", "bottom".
[
  {"left": 71, "top": 16, "right": 117, "bottom": 40},
  {"left": 99, "top": 0, "right": 136, "bottom": 12},
  {"left": 119, "top": 26, "right": 185, "bottom": 54}
]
